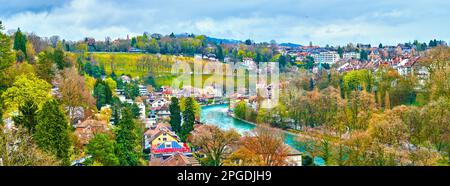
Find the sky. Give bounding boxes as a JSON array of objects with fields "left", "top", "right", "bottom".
[{"left": 0, "top": 0, "right": 449, "bottom": 46}]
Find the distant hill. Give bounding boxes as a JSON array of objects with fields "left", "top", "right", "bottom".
[
  {"left": 279, "top": 42, "right": 302, "bottom": 47},
  {"left": 206, "top": 37, "right": 241, "bottom": 45},
  {"left": 173, "top": 33, "right": 301, "bottom": 47}
]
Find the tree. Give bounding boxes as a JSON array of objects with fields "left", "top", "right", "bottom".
[
  {"left": 0, "top": 22, "right": 14, "bottom": 83},
  {"left": 240, "top": 125, "right": 289, "bottom": 166},
  {"left": 115, "top": 108, "right": 141, "bottom": 166},
  {"left": 360, "top": 50, "right": 368, "bottom": 61},
  {"left": 124, "top": 82, "right": 139, "bottom": 99},
  {"left": 216, "top": 44, "right": 224, "bottom": 61},
  {"left": 245, "top": 39, "right": 252, "bottom": 45},
  {"left": 86, "top": 133, "right": 119, "bottom": 166},
  {"left": 180, "top": 96, "right": 201, "bottom": 118},
  {"left": 0, "top": 125, "right": 59, "bottom": 166},
  {"left": 13, "top": 28, "right": 27, "bottom": 59},
  {"left": 35, "top": 50, "right": 56, "bottom": 83},
  {"left": 421, "top": 97, "right": 450, "bottom": 153},
  {"left": 169, "top": 97, "right": 182, "bottom": 133},
  {"left": 34, "top": 100, "right": 72, "bottom": 165},
  {"left": 104, "top": 77, "right": 117, "bottom": 96},
  {"left": 57, "top": 68, "right": 96, "bottom": 124},
  {"left": 12, "top": 99, "right": 38, "bottom": 133},
  {"left": 181, "top": 97, "right": 196, "bottom": 141},
  {"left": 93, "top": 79, "right": 113, "bottom": 110},
  {"left": 25, "top": 41, "right": 36, "bottom": 63},
  {"left": 54, "top": 42, "right": 65, "bottom": 70},
  {"left": 234, "top": 101, "right": 247, "bottom": 119},
  {"left": 1, "top": 74, "right": 52, "bottom": 115},
  {"left": 337, "top": 46, "right": 344, "bottom": 58},
  {"left": 188, "top": 125, "right": 240, "bottom": 166}
]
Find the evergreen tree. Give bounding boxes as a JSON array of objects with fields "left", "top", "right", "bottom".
[
  {"left": 131, "top": 37, "right": 137, "bottom": 47},
  {"left": 216, "top": 44, "right": 224, "bottom": 62},
  {"left": 337, "top": 46, "right": 344, "bottom": 58},
  {"left": 360, "top": 50, "right": 368, "bottom": 61},
  {"left": 54, "top": 43, "right": 65, "bottom": 70},
  {"left": 169, "top": 97, "right": 181, "bottom": 133},
  {"left": 86, "top": 133, "right": 119, "bottom": 166},
  {"left": 34, "top": 100, "right": 71, "bottom": 165},
  {"left": 12, "top": 99, "right": 38, "bottom": 133},
  {"left": 13, "top": 28, "right": 27, "bottom": 58},
  {"left": 278, "top": 54, "right": 287, "bottom": 71},
  {"left": 181, "top": 97, "right": 195, "bottom": 141},
  {"left": 115, "top": 108, "right": 141, "bottom": 166},
  {"left": 93, "top": 80, "right": 113, "bottom": 109}
]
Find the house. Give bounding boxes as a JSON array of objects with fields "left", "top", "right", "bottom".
[
  {"left": 120, "top": 75, "right": 131, "bottom": 84},
  {"left": 75, "top": 119, "right": 109, "bottom": 145},
  {"left": 156, "top": 104, "right": 170, "bottom": 118},
  {"left": 143, "top": 124, "right": 178, "bottom": 150},
  {"left": 149, "top": 153, "right": 200, "bottom": 166},
  {"left": 128, "top": 47, "right": 145, "bottom": 53},
  {"left": 151, "top": 98, "right": 167, "bottom": 109},
  {"left": 138, "top": 85, "right": 148, "bottom": 96},
  {"left": 342, "top": 52, "right": 360, "bottom": 60},
  {"left": 137, "top": 102, "right": 146, "bottom": 120},
  {"left": 286, "top": 146, "right": 303, "bottom": 166},
  {"left": 151, "top": 141, "right": 191, "bottom": 155}
]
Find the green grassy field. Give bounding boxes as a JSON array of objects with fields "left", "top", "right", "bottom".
[{"left": 90, "top": 53, "right": 252, "bottom": 89}]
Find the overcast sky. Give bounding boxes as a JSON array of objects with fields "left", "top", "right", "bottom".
[{"left": 0, "top": 0, "right": 449, "bottom": 46}]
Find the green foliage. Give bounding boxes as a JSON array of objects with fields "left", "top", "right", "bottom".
[
  {"left": 337, "top": 46, "right": 344, "bottom": 58},
  {"left": 342, "top": 69, "right": 373, "bottom": 96},
  {"left": 115, "top": 108, "right": 141, "bottom": 166},
  {"left": 93, "top": 79, "right": 113, "bottom": 109},
  {"left": 12, "top": 99, "right": 38, "bottom": 133},
  {"left": 234, "top": 101, "right": 247, "bottom": 119},
  {"left": 1, "top": 74, "right": 52, "bottom": 115},
  {"left": 34, "top": 100, "right": 71, "bottom": 165},
  {"left": 124, "top": 82, "right": 139, "bottom": 99},
  {"left": 0, "top": 125, "right": 60, "bottom": 166},
  {"left": 123, "top": 102, "right": 141, "bottom": 119},
  {"left": 169, "top": 97, "right": 182, "bottom": 133},
  {"left": 0, "top": 21, "right": 14, "bottom": 90},
  {"left": 180, "top": 96, "right": 201, "bottom": 117},
  {"left": 13, "top": 28, "right": 27, "bottom": 59},
  {"left": 54, "top": 43, "right": 65, "bottom": 70},
  {"left": 35, "top": 51, "right": 56, "bottom": 83},
  {"left": 181, "top": 97, "right": 196, "bottom": 141},
  {"left": 360, "top": 50, "right": 368, "bottom": 61},
  {"left": 86, "top": 133, "right": 119, "bottom": 166}
]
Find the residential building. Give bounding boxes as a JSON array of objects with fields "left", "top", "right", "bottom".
[
  {"left": 75, "top": 119, "right": 109, "bottom": 145},
  {"left": 342, "top": 52, "right": 360, "bottom": 60},
  {"left": 149, "top": 153, "right": 200, "bottom": 166},
  {"left": 311, "top": 51, "right": 340, "bottom": 64}
]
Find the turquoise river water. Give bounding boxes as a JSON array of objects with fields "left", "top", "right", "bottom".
[{"left": 200, "top": 104, "right": 325, "bottom": 166}]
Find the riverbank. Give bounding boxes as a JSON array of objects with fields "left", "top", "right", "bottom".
[{"left": 227, "top": 111, "right": 320, "bottom": 142}]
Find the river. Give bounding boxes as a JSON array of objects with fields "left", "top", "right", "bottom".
[{"left": 200, "top": 104, "right": 325, "bottom": 166}]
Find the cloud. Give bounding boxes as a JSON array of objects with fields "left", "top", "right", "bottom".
[{"left": 1, "top": 0, "right": 449, "bottom": 46}]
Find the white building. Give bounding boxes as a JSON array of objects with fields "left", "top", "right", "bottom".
[
  {"left": 138, "top": 85, "right": 148, "bottom": 96},
  {"left": 343, "top": 52, "right": 360, "bottom": 60},
  {"left": 137, "top": 102, "right": 146, "bottom": 120},
  {"left": 151, "top": 98, "right": 167, "bottom": 108},
  {"left": 311, "top": 51, "right": 340, "bottom": 64}
]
